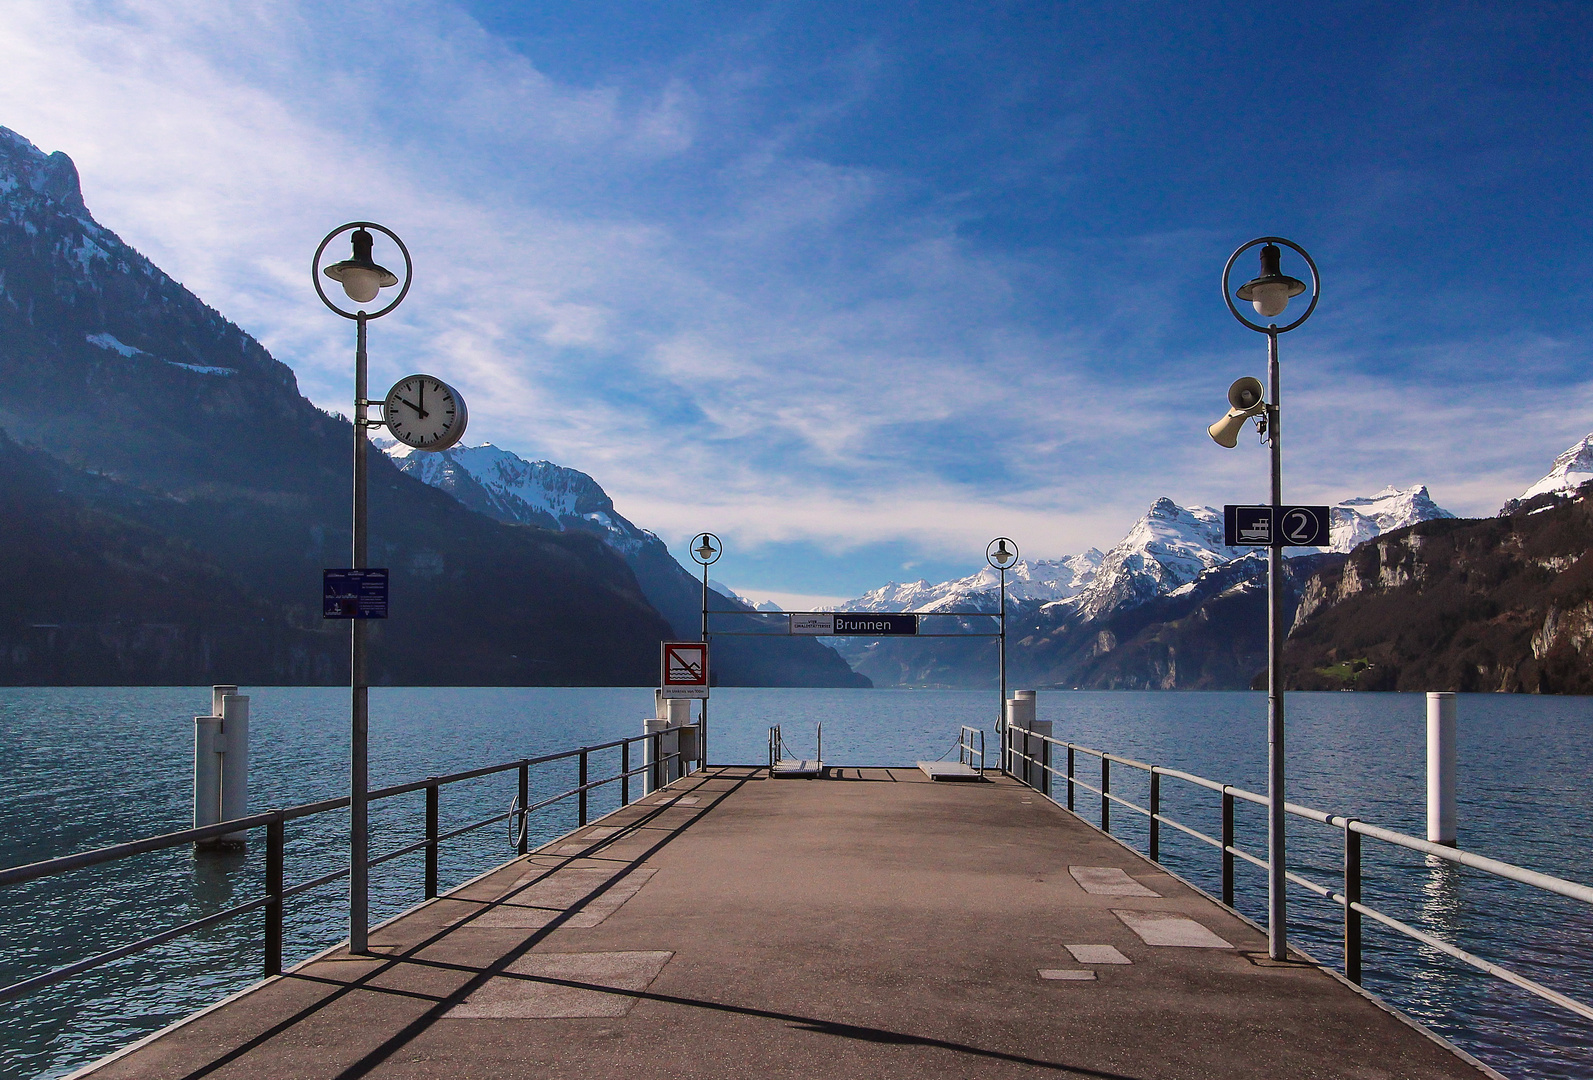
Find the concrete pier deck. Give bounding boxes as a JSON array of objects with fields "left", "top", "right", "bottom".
[{"left": 84, "top": 767, "right": 1493, "bottom": 1079}]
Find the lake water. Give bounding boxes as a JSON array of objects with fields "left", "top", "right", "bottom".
[{"left": 1, "top": 687, "right": 1590, "bottom": 1079}]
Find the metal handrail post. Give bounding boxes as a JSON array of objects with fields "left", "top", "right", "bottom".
[
  {"left": 424, "top": 782, "right": 439, "bottom": 900},
  {"left": 517, "top": 763, "right": 530, "bottom": 856},
  {"left": 622, "top": 741, "right": 631, "bottom": 805},
  {"left": 1149, "top": 772, "right": 1161, "bottom": 862},
  {"left": 1222, "top": 789, "right": 1236, "bottom": 907},
  {"left": 1067, "top": 745, "right": 1075, "bottom": 811},
  {"left": 1041, "top": 737, "right": 1051, "bottom": 799},
  {"left": 1345, "top": 822, "right": 1362, "bottom": 984},
  {"left": 1101, "top": 756, "right": 1111, "bottom": 832},
  {"left": 578, "top": 750, "right": 589, "bottom": 826},
  {"left": 264, "top": 817, "right": 283, "bottom": 977}
]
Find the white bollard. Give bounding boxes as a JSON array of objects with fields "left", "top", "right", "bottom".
[
  {"left": 219, "top": 694, "right": 250, "bottom": 844},
  {"left": 194, "top": 714, "right": 222, "bottom": 832},
  {"left": 1427, "top": 692, "right": 1457, "bottom": 845},
  {"left": 1006, "top": 690, "right": 1050, "bottom": 794}
]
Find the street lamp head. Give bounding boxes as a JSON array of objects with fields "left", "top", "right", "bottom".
[
  {"left": 324, "top": 228, "right": 399, "bottom": 305},
  {"left": 1235, "top": 243, "right": 1306, "bottom": 319},
  {"left": 986, "top": 536, "right": 1019, "bottom": 570},
  {"left": 690, "top": 532, "right": 722, "bottom": 565}
]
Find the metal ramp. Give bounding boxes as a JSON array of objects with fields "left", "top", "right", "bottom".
[
  {"left": 917, "top": 726, "right": 987, "bottom": 781},
  {"left": 768, "top": 723, "right": 823, "bottom": 778}
]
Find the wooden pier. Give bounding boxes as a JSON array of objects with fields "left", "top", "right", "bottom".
[{"left": 79, "top": 767, "right": 1497, "bottom": 1079}]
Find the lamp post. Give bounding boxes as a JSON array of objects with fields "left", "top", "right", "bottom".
[
  {"left": 690, "top": 532, "right": 722, "bottom": 767},
  {"left": 1217, "top": 237, "right": 1319, "bottom": 962},
  {"left": 313, "top": 222, "right": 412, "bottom": 955},
  {"left": 986, "top": 537, "right": 1018, "bottom": 734}
]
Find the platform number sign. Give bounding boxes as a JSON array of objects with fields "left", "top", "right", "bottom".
[
  {"left": 660, "top": 641, "right": 710, "bottom": 698},
  {"left": 1224, "top": 505, "right": 1330, "bottom": 548}
]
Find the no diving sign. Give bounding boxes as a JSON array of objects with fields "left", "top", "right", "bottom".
[{"left": 660, "top": 641, "right": 710, "bottom": 698}]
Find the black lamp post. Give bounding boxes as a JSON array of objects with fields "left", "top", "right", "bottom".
[
  {"left": 1217, "top": 236, "right": 1319, "bottom": 962},
  {"left": 313, "top": 222, "right": 411, "bottom": 955}
]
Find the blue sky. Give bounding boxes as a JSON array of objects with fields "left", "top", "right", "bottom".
[{"left": 2, "top": 2, "right": 1591, "bottom": 604}]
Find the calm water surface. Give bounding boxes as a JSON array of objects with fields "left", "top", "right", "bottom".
[{"left": 1, "top": 687, "right": 1590, "bottom": 1078}]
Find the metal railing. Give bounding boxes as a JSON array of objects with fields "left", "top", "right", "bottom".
[
  {"left": 958, "top": 726, "right": 985, "bottom": 772},
  {"left": 1000, "top": 725, "right": 1593, "bottom": 1025},
  {"left": 0, "top": 728, "right": 694, "bottom": 1003},
  {"left": 768, "top": 723, "right": 821, "bottom": 766}
]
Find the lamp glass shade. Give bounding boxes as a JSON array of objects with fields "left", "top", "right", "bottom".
[
  {"left": 323, "top": 228, "right": 400, "bottom": 305},
  {"left": 1249, "top": 281, "right": 1292, "bottom": 318},
  {"left": 334, "top": 266, "right": 384, "bottom": 304}
]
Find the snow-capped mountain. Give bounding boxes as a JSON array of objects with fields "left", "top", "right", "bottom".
[
  {"left": 1058, "top": 499, "right": 1230, "bottom": 621},
  {"left": 833, "top": 487, "right": 1453, "bottom": 628},
  {"left": 835, "top": 553, "right": 1103, "bottom": 615},
  {"left": 384, "top": 442, "right": 655, "bottom": 555},
  {"left": 1512, "top": 432, "right": 1593, "bottom": 505},
  {"left": 709, "top": 580, "right": 781, "bottom": 612}
]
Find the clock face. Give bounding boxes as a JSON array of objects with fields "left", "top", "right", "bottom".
[{"left": 383, "top": 374, "right": 468, "bottom": 452}]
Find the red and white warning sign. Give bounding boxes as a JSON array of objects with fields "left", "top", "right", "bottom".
[{"left": 660, "top": 641, "right": 710, "bottom": 698}]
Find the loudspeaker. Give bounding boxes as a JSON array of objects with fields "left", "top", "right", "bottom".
[{"left": 1208, "top": 377, "right": 1266, "bottom": 448}]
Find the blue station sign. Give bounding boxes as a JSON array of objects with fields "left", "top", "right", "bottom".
[{"left": 323, "top": 568, "right": 390, "bottom": 619}]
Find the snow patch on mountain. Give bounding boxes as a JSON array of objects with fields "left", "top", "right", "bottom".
[
  {"left": 86, "top": 331, "right": 142, "bottom": 357},
  {"left": 1330, "top": 486, "right": 1453, "bottom": 551},
  {"left": 85, "top": 331, "right": 236, "bottom": 376},
  {"left": 1515, "top": 433, "right": 1593, "bottom": 504},
  {"left": 383, "top": 442, "right": 655, "bottom": 555}
]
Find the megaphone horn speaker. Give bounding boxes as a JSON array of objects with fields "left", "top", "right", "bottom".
[
  {"left": 1227, "top": 376, "right": 1264, "bottom": 412},
  {"left": 1208, "top": 377, "right": 1267, "bottom": 448}
]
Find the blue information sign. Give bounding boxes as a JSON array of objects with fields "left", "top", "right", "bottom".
[{"left": 323, "top": 569, "right": 389, "bottom": 619}]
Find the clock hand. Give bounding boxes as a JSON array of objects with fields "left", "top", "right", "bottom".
[{"left": 396, "top": 396, "right": 426, "bottom": 417}]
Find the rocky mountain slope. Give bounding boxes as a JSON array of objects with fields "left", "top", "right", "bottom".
[
  {"left": 0, "top": 126, "right": 675, "bottom": 685},
  {"left": 385, "top": 442, "right": 867, "bottom": 687},
  {"left": 834, "top": 487, "right": 1453, "bottom": 689},
  {"left": 1281, "top": 481, "right": 1593, "bottom": 693}
]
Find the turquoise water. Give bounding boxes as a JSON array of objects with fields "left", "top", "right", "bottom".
[{"left": 1, "top": 687, "right": 1589, "bottom": 1078}]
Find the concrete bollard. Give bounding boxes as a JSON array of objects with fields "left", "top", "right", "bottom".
[
  {"left": 1427, "top": 692, "right": 1457, "bottom": 845},
  {"left": 1006, "top": 690, "right": 1050, "bottom": 795},
  {"left": 194, "top": 714, "right": 222, "bottom": 833},
  {"left": 644, "top": 713, "right": 682, "bottom": 792},
  {"left": 219, "top": 694, "right": 249, "bottom": 844},
  {"left": 194, "top": 685, "right": 248, "bottom": 850}
]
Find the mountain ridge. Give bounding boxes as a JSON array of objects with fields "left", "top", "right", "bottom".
[{"left": 0, "top": 126, "right": 677, "bottom": 685}]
